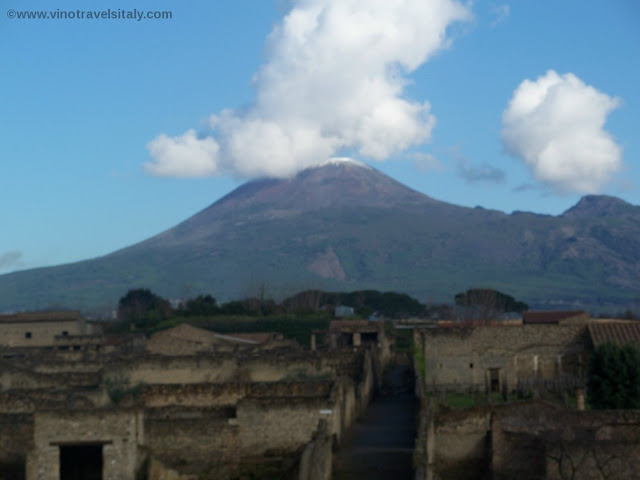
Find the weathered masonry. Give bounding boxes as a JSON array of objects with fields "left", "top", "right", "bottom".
[
  {"left": 30, "top": 410, "right": 142, "bottom": 480},
  {"left": 0, "top": 311, "right": 101, "bottom": 349},
  {"left": 414, "top": 401, "right": 640, "bottom": 480},
  {"left": 414, "top": 323, "right": 589, "bottom": 396},
  {"left": 0, "top": 321, "right": 392, "bottom": 480},
  {"left": 412, "top": 318, "right": 640, "bottom": 480}
]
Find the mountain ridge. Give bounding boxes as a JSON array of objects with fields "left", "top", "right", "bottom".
[
  {"left": 562, "top": 194, "right": 637, "bottom": 218},
  {"left": 1, "top": 162, "right": 639, "bottom": 314}
]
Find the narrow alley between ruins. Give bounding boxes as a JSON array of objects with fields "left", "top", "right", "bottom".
[{"left": 332, "top": 363, "right": 417, "bottom": 480}]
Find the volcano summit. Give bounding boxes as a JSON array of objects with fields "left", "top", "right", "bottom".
[{"left": 1, "top": 160, "right": 639, "bottom": 313}]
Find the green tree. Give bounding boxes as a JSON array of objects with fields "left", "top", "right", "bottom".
[
  {"left": 454, "top": 288, "right": 528, "bottom": 322},
  {"left": 282, "top": 289, "right": 426, "bottom": 317},
  {"left": 117, "top": 288, "right": 172, "bottom": 329},
  {"left": 179, "top": 294, "right": 219, "bottom": 316},
  {"left": 588, "top": 342, "right": 640, "bottom": 409}
]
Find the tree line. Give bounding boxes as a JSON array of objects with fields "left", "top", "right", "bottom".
[{"left": 115, "top": 286, "right": 533, "bottom": 331}]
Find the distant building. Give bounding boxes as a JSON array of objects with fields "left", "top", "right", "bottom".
[
  {"left": 414, "top": 313, "right": 639, "bottom": 397},
  {"left": 334, "top": 305, "right": 354, "bottom": 318},
  {"left": 0, "top": 311, "right": 98, "bottom": 348}
]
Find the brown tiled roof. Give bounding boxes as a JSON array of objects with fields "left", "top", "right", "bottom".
[
  {"left": 0, "top": 311, "right": 82, "bottom": 323},
  {"left": 588, "top": 323, "right": 640, "bottom": 348},
  {"left": 522, "top": 310, "right": 586, "bottom": 325}
]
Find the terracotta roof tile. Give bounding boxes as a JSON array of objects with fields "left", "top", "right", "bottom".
[{"left": 588, "top": 322, "right": 640, "bottom": 348}]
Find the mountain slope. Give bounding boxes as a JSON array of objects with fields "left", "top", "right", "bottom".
[{"left": 1, "top": 160, "right": 639, "bottom": 314}]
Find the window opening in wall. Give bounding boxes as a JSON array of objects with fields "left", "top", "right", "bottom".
[
  {"left": 469, "top": 363, "right": 474, "bottom": 369},
  {"left": 25, "top": 332, "right": 32, "bottom": 339},
  {"left": 62, "top": 331, "right": 69, "bottom": 336},
  {"left": 59, "top": 444, "right": 103, "bottom": 480}
]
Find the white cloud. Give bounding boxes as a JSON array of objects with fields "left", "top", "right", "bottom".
[
  {"left": 145, "top": 130, "right": 220, "bottom": 177},
  {"left": 411, "top": 152, "right": 444, "bottom": 172},
  {"left": 457, "top": 159, "right": 505, "bottom": 183},
  {"left": 146, "top": 0, "right": 471, "bottom": 179},
  {"left": 501, "top": 70, "right": 622, "bottom": 193},
  {"left": 490, "top": 3, "right": 510, "bottom": 26},
  {"left": 0, "top": 251, "right": 24, "bottom": 273}
]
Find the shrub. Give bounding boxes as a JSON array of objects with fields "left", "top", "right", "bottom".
[{"left": 588, "top": 342, "right": 640, "bottom": 409}]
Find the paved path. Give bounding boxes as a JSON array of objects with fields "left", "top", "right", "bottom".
[{"left": 332, "top": 364, "right": 416, "bottom": 480}]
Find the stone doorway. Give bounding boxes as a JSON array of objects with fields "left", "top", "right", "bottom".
[
  {"left": 59, "top": 444, "right": 103, "bottom": 480},
  {"left": 488, "top": 368, "right": 501, "bottom": 393}
]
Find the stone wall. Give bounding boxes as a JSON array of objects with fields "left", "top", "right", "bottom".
[
  {"left": 238, "top": 397, "right": 330, "bottom": 455},
  {"left": 0, "top": 413, "right": 33, "bottom": 464},
  {"left": 28, "top": 409, "right": 143, "bottom": 480},
  {"left": 104, "top": 352, "right": 331, "bottom": 386},
  {"left": 144, "top": 406, "right": 240, "bottom": 469},
  {"left": 1, "top": 366, "right": 101, "bottom": 392},
  {"left": 0, "top": 332, "right": 384, "bottom": 480},
  {"left": 493, "top": 403, "right": 640, "bottom": 480},
  {"left": 414, "top": 324, "right": 588, "bottom": 394},
  {"left": 297, "top": 421, "right": 332, "bottom": 480},
  {"left": 136, "top": 346, "right": 378, "bottom": 478},
  {"left": 416, "top": 401, "right": 640, "bottom": 480},
  {"left": 328, "top": 377, "right": 356, "bottom": 444},
  {"left": 0, "top": 388, "right": 104, "bottom": 413},
  {"left": 118, "top": 381, "right": 333, "bottom": 408},
  {"left": 0, "top": 318, "right": 85, "bottom": 348}
]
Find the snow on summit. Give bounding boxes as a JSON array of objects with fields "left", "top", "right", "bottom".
[{"left": 311, "top": 157, "right": 372, "bottom": 170}]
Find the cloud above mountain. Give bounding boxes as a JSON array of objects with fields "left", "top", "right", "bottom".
[
  {"left": 0, "top": 251, "right": 24, "bottom": 273},
  {"left": 457, "top": 159, "right": 505, "bottom": 184},
  {"left": 145, "top": 0, "right": 471, "bottom": 179},
  {"left": 501, "top": 70, "right": 622, "bottom": 194}
]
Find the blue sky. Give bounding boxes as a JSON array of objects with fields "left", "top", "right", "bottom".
[{"left": 1, "top": 0, "right": 639, "bottom": 274}]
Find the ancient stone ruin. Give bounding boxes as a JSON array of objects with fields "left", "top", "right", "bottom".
[{"left": 0, "top": 314, "right": 391, "bottom": 480}]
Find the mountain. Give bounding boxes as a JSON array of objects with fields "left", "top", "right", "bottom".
[
  {"left": 1, "top": 159, "right": 640, "bottom": 314},
  {"left": 561, "top": 195, "right": 637, "bottom": 219}
]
